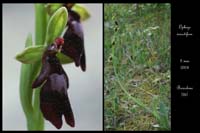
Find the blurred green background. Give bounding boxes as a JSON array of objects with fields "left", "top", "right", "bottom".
[{"left": 104, "top": 4, "right": 171, "bottom": 131}]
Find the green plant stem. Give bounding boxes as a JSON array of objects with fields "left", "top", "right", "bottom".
[
  {"left": 35, "top": 4, "right": 47, "bottom": 45},
  {"left": 21, "top": 4, "right": 47, "bottom": 130},
  {"left": 27, "top": 3, "right": 48, "bottom": 130},
  {"left": 19, "top": 34, "right": 33, "bottom": 121}
]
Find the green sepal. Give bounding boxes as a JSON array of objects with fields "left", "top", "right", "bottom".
[
  {"left": 72, "top": 4, "right": 90, "bottom": 21},
  {"left": 46, "top": 7, "right": 68, "bottom": 44},
  {"left": 15, "top": 45, "right": 45, "bottom": 64}
]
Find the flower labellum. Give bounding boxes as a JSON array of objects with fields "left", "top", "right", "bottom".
[
  {"left": 62, "top": 8, "right": 86, "bottom": 71},
  {"left": 32, "top": 38, "right": 75, "bottom": 129}
]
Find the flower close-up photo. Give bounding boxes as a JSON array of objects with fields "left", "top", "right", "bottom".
[{"left": 3, "top": 3, "right": 102, "bottom": 130}]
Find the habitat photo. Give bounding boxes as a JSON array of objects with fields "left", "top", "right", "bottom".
[{"left": 104, "top": 4, "right": 171, "bottom": 131}]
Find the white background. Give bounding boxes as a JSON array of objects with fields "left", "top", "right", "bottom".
[{"left": 3, "top": 4, "right": 102, "bottom": 130}]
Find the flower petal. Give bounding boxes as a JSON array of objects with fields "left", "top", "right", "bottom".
[
  {"left": 80, "top": 52, "right": 86, "bottom": 71},
  {"left": 32, "top": 44, "right": 58, "bottom": 89},
  {"left": 62, "top": 21, "right": 86, "bottom": 71},
  {"left": 68, "top": 10, "right": 80, "bottom": 22},
  {"left": 32, "top": 59, "right": 51, "bottom": 88},
  {"left": 40, "top": 102, "right": 63, "bottom": 129},
  {"left": 32, "top": 45, "right": 69, "bottom": 89},
  {"left": 63, "top": 94, "right": 75, "bottom": 127},
  {"left": 40, "top": 73, "right": 73, "bottom": 128}
]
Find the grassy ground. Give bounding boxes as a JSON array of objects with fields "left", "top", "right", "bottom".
[{"left": 104, "top": 4, "right": 171, "bottom": 131}]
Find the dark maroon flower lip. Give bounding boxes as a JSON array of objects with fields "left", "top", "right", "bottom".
[
  {"left": 32, "top": 43, "right": 75, "bottom": 128},
  {"left": 40, "top": 73, "right": 75, "bottom": 129},
  {"left": 61, "top": 9, "right": 86, "bottom": 71}
]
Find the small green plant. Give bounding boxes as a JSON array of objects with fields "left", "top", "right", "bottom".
[{"left": 15, "top": 3, "right": 90, "bottom": 130}]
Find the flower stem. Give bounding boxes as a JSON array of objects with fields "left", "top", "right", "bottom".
[
  {"left": 19, "top": 4, "right": 47, "bottom": 130},
  {"left": 19, "top": 34, "right": 33, "bottom": 122},
  {"left": 35, "top": 4, "right": 47, "bottom": 45},
  {"left": 28, "top": 3, "right": 48, "bottom": 130}
]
